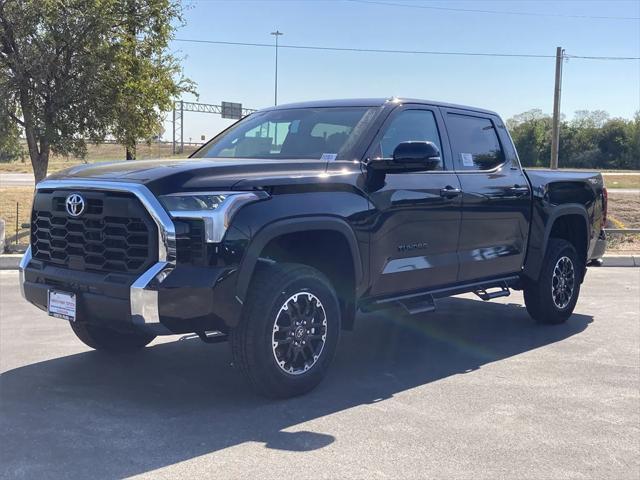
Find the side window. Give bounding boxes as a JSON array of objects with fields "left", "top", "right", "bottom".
[
  {"left": 447, "top": 114, "right": 505, "bottom": 171},
  {"left": 376, "top": 109, "right": 443, "bottom": 170}
]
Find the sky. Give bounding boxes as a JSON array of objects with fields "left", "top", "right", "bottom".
[{"left": 164, "top": 0, "right": 640, "bottom": 142}]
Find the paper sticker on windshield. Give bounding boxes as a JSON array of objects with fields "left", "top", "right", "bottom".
[
  {"left": 321, "top": 153, "right": 338, "bottom": 161},
  {"left": 460, "top": 153, "right": 474, "bottom": 167}
]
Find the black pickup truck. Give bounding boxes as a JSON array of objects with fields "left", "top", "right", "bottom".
[{"left": 20, "top": 98, "right": 607, "bottom": 398}]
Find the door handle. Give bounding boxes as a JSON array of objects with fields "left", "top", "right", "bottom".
[
  {"left": 509, "top": 185, "right": 529, "bottom": 195},
  {"left": 440, "top": 186, "right": 462, "bottom": 197}
]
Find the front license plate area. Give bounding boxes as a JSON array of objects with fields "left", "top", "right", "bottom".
[{"left": 48, "top": 290, "right": 76, "bottom": 322}]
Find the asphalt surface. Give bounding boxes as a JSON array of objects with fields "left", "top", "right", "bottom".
[{"left": 0, "top": 269, "right": 638, "bottom": 479}]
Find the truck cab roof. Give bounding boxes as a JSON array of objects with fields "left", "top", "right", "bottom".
[{"left": 262, "top": 97, "right": 499, "bottom": 117}]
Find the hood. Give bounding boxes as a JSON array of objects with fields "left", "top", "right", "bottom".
[{"left": 45, "top": 158, "right": 349, "bottom": 195}]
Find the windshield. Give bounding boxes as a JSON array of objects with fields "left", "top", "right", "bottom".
[{"left": 192, "top": 107, "right": 379, "bottom": 160}]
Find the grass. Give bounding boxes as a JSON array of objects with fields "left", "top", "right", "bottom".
[
  {"left": 607, "top": 193, "right": 640, "bottom": 228},
  {"left": 0, "top": 142, "right": 199, "bottom": 174},
  {"left": 607, "top": 234, "right": 640, "bottom": 252},
  {"left": 602, "top": 174, "right": 640, "bottom": 190},
  {"left": 606, "top": 191, "right": 640, "bottom": 253},
  {"left": 0, "top": 187, "right": 34, "bottom": 244}
]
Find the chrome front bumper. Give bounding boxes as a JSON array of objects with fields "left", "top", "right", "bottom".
[{"left": 20, "top": 180, "right": 179, "bottom": 334}]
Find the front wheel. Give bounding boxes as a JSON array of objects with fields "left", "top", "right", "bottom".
[
  {"left": 70, "top": 322, "right": 155, "bottom": 352},
  {"left": 524, "top": 238, "right": 583, "bottom": 325},
  {"left": 230, "top": 263, "right": 341, "bottom": 398}
]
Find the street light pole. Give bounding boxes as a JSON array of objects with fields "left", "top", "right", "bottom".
[{"left": 270, "top": 30, "right": 283, "bottom": 106}]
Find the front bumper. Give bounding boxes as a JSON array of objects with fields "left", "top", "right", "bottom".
[
  {"left": 19, "top": 178, "right": 247, "bottom": 336},
  {"left": 20, "top": 246, "right": 242, "bottom": 335}
]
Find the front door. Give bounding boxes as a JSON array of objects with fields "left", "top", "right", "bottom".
[
  {"left": 442, "top": 109, "right": 531, "bottom": 281},
  {"left": 365, "top": 106, "right": 462, "bottom": 297}
]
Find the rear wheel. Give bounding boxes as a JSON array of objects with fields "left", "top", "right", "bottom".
[
  {"left": 230, "top": 263, "right": 341, "bottom": 398},
  {"left": 70, "top": 322, "right": 155, "bottom": 352},
  {"left": 524, "top": 238, "right": 582, "bottom": 324}
]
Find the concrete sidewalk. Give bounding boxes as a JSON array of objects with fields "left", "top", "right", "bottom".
[{"left": 0, "top": 173, "right": 34, "bottom": 187}]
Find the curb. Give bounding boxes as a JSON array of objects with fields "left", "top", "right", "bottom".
[
  {"left": 0, "top": 254, "right": 22, "bottom": 270},
  {"left": 1, "top": 254, "right": 638, "bottom": 270},
  {"left": 600, "top": 255, "right": 639, "bottom": 267}
]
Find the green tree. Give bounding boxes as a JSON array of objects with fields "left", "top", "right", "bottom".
[
  {"left": 506, "top": 109, "right": 552, "bottom": 167},
  {"left": 626, "top": 112, "right": 640, "bottom": 170},
  {"left": 507, "top": 109, "right": 638, "bottom": 170},
  {"left": 0, "top": 0, "right": 194, "bottom": 181},
  {"left": 0, "top": 89, "right": 23, "bottom": 162},
  {"left": 0, "top": 121, "right": 23, "bottom": 162},
  {"left": 598, "top": 119, "right": 630, "bottom": 169},
  {"left": 109, "top": 0, "right": 195, "bottom": 160}
]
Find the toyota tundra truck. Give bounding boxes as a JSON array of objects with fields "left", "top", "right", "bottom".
[{"left": 20, "top": 98, "right": 607, "bottom": 398}]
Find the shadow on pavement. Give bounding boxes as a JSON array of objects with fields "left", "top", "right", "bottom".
[{"left": 0, "top": 297, "right": 592, "bottom": 479}]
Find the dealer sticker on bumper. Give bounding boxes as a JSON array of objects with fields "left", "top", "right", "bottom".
[{"left": 48, "top": 290, "right": 76, "bottom": 322}]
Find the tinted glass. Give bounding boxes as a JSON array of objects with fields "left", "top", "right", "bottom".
[
  {"left": 447, "top": 114, "right": 504, "bottom": 170},
  {"left": 375, "top": 110, "right": 442, "bottom": 170},
  {"left": 193, "top": 107, "right": 377, "bottom": 160}
]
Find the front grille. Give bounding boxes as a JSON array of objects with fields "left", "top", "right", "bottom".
[{"left": 31, "top": 190, "right": 158, "bottom": 274}]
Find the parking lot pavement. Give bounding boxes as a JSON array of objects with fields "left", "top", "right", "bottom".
[{"left": 1, "top": 269, "right": 638, "bottom": 480}]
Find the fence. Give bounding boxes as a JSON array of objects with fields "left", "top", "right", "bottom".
[{"left": 3, "top": 202, "right": 30, "bottom": 253}]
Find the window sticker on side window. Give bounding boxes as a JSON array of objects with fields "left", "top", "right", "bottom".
[
  {"left": 321, "top": 153, "right": 337, "bottom": 161},
  {"left": 461, "top": 152, "right": 474, "bottom": 167}
]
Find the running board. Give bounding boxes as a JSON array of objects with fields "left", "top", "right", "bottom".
[
  {"left": 398, "top": 294, "right": 436, "bottom": 315},
  {"left": 197, "top": 331, "right": 228, "bottom": 344},
  {"left": 362, "top": 275, "right": 519, "bottom": 316},
  {"left": 473, "top": 284, "right": 510, "bottom": 301}
]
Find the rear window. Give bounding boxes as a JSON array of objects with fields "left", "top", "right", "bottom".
[{"left": 447, "top": 114, "right": 504, "bottom": 171}]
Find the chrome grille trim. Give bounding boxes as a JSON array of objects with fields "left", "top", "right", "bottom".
[{"left": 26, "top": 180, "right": 177, "bottom": 331}]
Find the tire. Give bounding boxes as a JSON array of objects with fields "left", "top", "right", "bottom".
[
  {"left": 524, "top": 238, "right": 583, "bottom": 325},
  {"left": 70, "top": 322, "right": 155, "bottom": 352},
  {"left": 230, "top": 263, "right": 341, "bottom": 398}
]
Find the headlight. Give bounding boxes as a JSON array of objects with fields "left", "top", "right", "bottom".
[
  {"left": 159, "top": 191, "right": 269, "bottom": 243},
  {"left": 160, "top": 193, "right": 228, "bottom": 211}
]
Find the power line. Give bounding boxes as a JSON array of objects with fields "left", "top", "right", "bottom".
[
  {"left": 566, "top": 54, "right": 640, "bottom": 60},
  {"left": 346, "top": 0, "right": 640, "bottom": 21},
  {"left": 173, "top": 38, "right": 640, "bottom": 61}
]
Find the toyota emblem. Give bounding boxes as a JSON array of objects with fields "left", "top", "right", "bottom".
[{"left": 65, "top": 193, "right": 85, "bottom": 217}]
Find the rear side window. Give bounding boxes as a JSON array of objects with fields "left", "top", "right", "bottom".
[{"left": 447, "top": 114, "right": 504, "bottom": 171}]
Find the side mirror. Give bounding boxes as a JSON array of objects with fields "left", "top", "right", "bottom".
[{"left": 392, "top": 141, "right": 441, "bottom": 170}]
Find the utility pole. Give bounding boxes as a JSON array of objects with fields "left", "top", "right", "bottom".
[
  {"left": 550, "top": 46, "right": 564, "bottom": 170},
  {"left": 270, "top": 30, "right": 283, "bottom": 106}
]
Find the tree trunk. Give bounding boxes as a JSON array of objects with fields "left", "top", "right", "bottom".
[
  {"left": 23, "top": 122, "right": 49, "bottom": 184},
  {"left": 32, "top": 150, "right": 49, "bottom": 184},
  {"left": 18, "top": 89, "right": 50, "bottom": 183},
  {"left": 126, "top": 146, "right": 135, "bottom": 160}
]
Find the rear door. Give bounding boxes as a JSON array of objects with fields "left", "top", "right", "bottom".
[
  {"left": 365, "top": 105, "right": 462, "bottom": 297},
  {"left": 442, "top": 109, "right": 531, "bottom": 281}
]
